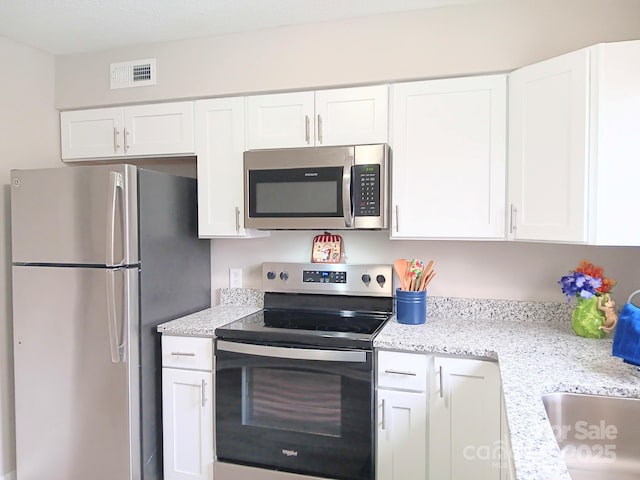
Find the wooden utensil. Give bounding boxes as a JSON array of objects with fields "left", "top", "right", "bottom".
[
  {"left": 422, "top": 270, "right": 436, "bottom": 290},
  {"left": 394, "top": 258, "right": 409, "bottom": 291},
  {"left": 418, "top": 260, "right": 435, "bottom": 291}
]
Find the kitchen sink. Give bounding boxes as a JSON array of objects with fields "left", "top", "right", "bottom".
[{"left": 542, "top": 392, "right": 640, "bottom": 480}]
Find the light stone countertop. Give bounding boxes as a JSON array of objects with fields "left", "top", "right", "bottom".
[
  {"left": 375, "top": 315, "right": 640, "bottom": 480},
  {"left": 156, "top": 305, "right": 262, "bottom": 336},
  {"left": 156, "top": 290, "right": 640, "bottom": 480},
  {"left": 157, "top": 288, "right": 264, "bottom": 336}
]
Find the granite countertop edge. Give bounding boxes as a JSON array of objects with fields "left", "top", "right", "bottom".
[{"left": 156, "top": 289, "right": 640, "bottom": 480}]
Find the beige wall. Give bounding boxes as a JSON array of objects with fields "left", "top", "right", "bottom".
[
  {"left": 0, "top": 36, "right": 61, "bottom": 477},
  {"left": 211, "top": 232, "right": 640, "bottom": 304},
  {"left": 55, "top": 0, "right": 640, "bottom": 109},
  {"left": 53, "top": 0, "right": 640, "bottom": 305}
]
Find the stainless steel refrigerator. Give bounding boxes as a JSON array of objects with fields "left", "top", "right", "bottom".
[{"left": 10, "top": 164, "right": 211, "bottom": 480}]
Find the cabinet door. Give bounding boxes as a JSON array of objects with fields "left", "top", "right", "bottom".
[
  {"left": 162, "top": 368, "right": 213, "bottom": 480},
  {"left": 124, "top": 101, "right": 195, "bottom": 156},
  {"left": 430, "top": 357, "right": 502, "bottom": 480},
  {"left": 314, "top": 85, "right": 388, "bottom": 146},
  {"left": 508, "top": 49, "right": 589, "bottom": 242},
  {"left": 61, "top": 107, "right": 124, "bottom": 160},
  {"left": 247, "top": 91, "right": 315, "bottom": 149},
  {"left": 391, "top": 75, "right": 507, "bottom": 239},
  {"left": 195, "top": 97, "right": 267, "bottom": 238},
  {"left": 376, "top": 389, "right": 427, "bottom": 480},
  {"left": 588, "top": 40, "right": 640, "bottom": 246}
]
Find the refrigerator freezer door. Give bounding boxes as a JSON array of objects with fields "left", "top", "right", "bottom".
[
  {"left": 10, "top": 164, "right": 139, "bottom": 266},
  {"left": 12, "top": 265, "right": 140, "bottom": 480}
]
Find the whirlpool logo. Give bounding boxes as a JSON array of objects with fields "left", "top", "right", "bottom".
[
  {"left": 304, "top": 172, "right": 318, "bottom": 177},
  {"left": 281, "top": 449, "right": 299, "bottom": 457}
]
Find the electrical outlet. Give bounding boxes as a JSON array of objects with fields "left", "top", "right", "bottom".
[{"left": 229, "top": 268, "right": 243, "bottom": 288}]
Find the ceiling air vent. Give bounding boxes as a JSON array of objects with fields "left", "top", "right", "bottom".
[{"left": 110, "top": 59, "right": 157, "bottom": 89}]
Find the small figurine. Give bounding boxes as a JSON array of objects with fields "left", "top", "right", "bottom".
[{"left": 597, "top": 294, "right": 618, "bottom": 333}]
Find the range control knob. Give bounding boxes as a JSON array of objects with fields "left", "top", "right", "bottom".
[
  {"left": 361, "top": 274, "right": 371, "bottom": 285},
  {"left": 376, "top": 275, "right": 386, "bottom": 287},
  {"left": 266, "top": 271, "right": 276, "bottom": 280},
  {"left": 280, "top": 271, "right": 289, "bottom": 281}
]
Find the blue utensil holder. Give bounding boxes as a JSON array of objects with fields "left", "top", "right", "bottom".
[{"left": 396, "top": 288, "right": 427, "bottom": 325}]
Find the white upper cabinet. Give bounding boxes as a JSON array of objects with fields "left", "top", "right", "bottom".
[
  {"left": 246, "top": 85, "right": 388, "bottom": 149},
  {"left": 60, "top": 107, "right": 124, "bottom": 159},
  {"left": 508, "top": 40, "right": 640, "bottom": 245},
  {"left": 314, "top": 86, "right": 388, "bottom": 146},
  {"left": 61, "top": 101, "right": 195, "bottom": 161},
  {"left": 124, "top": 102, "right": 194, "bottom": 157},
  {"left": 194, "top": 97, "right": 268, "bottom": 238},
  {"left": 390, "top": 75, "right": 507, "bottom": 239},
  {"left": 508, "top": 49, "right": 589, "bottom": 243},
  {"left": 246, "top": 92, "right": 315, "bottom": 149}
]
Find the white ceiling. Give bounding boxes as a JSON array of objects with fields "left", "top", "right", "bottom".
[{"left": 0, "top": 0, "right": 493, "bottom": 56}]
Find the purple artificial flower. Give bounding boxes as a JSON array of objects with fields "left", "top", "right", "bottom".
[{"left": 558, "top": 272, "right": 602, "bottom": 302}]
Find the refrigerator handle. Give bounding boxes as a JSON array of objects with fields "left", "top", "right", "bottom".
[
  {"left": 106, "top": 270, "right": 123, "bottom": 363},
  {"left": 107, "top": 172, "right": 125, "bottom": 267}
]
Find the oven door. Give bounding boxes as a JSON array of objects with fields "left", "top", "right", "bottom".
[
  {"left": 244, "top": 146, "right": 355, "bottom": 230},
  {"left": 215, "top": 340, "right": 374, "bottom": 480}
]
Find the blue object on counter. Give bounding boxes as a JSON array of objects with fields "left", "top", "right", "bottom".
[
  {"left": 612, "top": 300, "right": 640, "bottom": 367},
  {"left": 396, "top": 288, "right": 427, "bottom": 325}
]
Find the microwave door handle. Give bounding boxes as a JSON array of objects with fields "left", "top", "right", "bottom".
[{"left": 342, "top": 155, "right": 354, "bottom": 228}]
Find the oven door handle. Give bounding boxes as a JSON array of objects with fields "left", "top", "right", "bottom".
[{"left": 216, "top": 340, "right": 367, "bottom": 363}]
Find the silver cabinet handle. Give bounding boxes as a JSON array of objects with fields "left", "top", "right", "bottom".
[
  {"left": 201, "top": 379, "right": 207, "bottom": 407},
  {"left": 235, "top": 206, "right": 240, "bottom": 233},
  {"left": 304, "top": 115, "right": 310, "bottom": 144},
  {"left": 381, "top": 398, "right": 386, "bottom": 430},
  {"left": 439, "top": 365, "right": 444, "bottom": 398},
  {"left": 384, "top": 369, "right": 417, "bottom": 376},
  {"left": 510, "top": 204, "right": 518, "bottom": 233},
  {"left": 170, "top": 352, "right": 196, "bottom": 357},
  {"left": 317, "top": 114, "right": 323, "bottom": 144},
  {"left": 124, "top": 127, "right": 130, "bottom": 153},
  {"left": 113, "top": 128, "right": 121, "bottom": 153},
  {"left": 395, "top": 205, "right": 399, "bottom": 232}
]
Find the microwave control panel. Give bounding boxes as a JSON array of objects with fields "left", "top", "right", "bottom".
[{"left": 353, "top": 164, "right": 380, "bottom": 217}]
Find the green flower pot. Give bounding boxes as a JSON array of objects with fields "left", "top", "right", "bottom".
[{"left": 571, "top": 296, "right": 607, "bottom": 339}]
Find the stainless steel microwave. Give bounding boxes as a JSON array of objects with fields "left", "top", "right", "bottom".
[{"left": 244, "top": 144, "right": 389, "bottom": 230}]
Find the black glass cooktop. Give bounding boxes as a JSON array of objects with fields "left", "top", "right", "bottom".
[
  {"left": 262, "top": 308, "right": 388, "bottom": 334},
  {"left": 215, "top": 294, "right": 393, "bottom": 349}
]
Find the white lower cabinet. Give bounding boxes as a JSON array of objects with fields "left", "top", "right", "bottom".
[
  {"left": 376, "top": 351, "right": 503, "bottom": 480},
  {"left": 377, "top": 389, "right": 428, "bottom": 480},
  {"left": 161, "top": 336, "right": 214, "bottom": 480},
  {"left": 376, "top": 351, "right": 428, "bottom": 480},
  {"left": 429, "top": 356, "right": 502, "bottom": 480}
]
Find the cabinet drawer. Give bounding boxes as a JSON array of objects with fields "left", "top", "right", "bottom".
[
  {"left": 377, "top": 350, "right": 428, "bottom": 391},
  {"left": 161, "top": 336, "right": 213, "bottom": 371}
]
